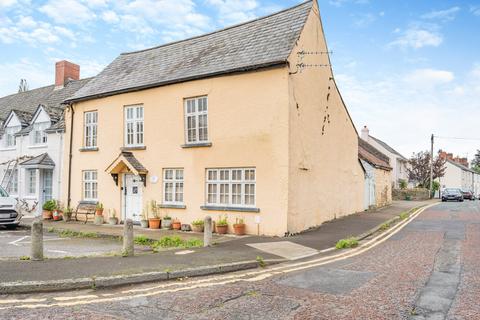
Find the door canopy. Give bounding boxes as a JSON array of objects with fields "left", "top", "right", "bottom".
[{"left": 105, "top": 151, "right": 148, "bottom": 186}]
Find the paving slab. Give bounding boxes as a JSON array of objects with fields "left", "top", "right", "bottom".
[{"left": 246, "top": 241, "right": 318, "bottom": 260}]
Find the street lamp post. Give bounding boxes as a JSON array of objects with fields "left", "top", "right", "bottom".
[{"left": 430, "top": 134, "right": 434, "bottom": 198}]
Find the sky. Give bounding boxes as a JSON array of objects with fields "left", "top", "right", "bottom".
[{"left": 1, "top": 0, "right": 480, "bottom": 161}]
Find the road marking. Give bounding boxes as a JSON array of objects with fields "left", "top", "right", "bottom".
[
  {"left": 54, "top": 295, "right": 99, "bottom": 301},
  {"left": 8, "top": 236, "right": 28, "bottom": 246},
  {"left": 47, "top": 249, "right": 69, "bottom": 254},
  {"left": 0, "top": 203, "right": 439, "bottom": 311}
]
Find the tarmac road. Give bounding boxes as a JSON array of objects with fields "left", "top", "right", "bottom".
[{"left": 1, "top": 200, "right": 479, "bottom": 319}]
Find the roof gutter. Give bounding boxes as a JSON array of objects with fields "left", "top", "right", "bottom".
[{"left": 64, "top": 61, "right": 287, "bottom": 104}]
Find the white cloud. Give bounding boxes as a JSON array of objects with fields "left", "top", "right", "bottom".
[
  {"left": 101, "top": 10, "right": 118, "bottom": 23},
  {"left": 206, "top": 0, "right": 258, "bottom": 25},
  {"left": 16, "top": 15, "right": 37, "bottom": 28},
  {"left": 353, "top": 13, "right": 376, "bottom": 28},
  {"left": 405, "top": 69, "right": 454, "bottom": 89},
  {"left": 39, "top": 0, "right": 95, "bottom": 25},
  {"left": 0, "top": 0, "right": 16, "bottom": 8},
  {"left": 470, "top": 6, "right": 480, "bottom": 16},
  {"left": 389, "top": 26, "right": 443, "bottom": 49},
  {"left": 0, "top": 59, "right": 52, "bottom": 96},
  {"left": 421, "top": 7, "right": 460, "bottom": 21}
]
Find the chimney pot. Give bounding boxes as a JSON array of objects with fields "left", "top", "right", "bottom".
[
  {"left": 55, "top": 60, "right": 80, "bottom": 88},
  {"left": 360, "top": 125, "right": 369, "bottom": 141}
]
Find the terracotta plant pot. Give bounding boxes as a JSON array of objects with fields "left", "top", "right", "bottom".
[
  {"left": 52, "top": 210, "right": 61, "bottom": 221},
  {"left": 148, "top": 218, "right": 161, "bottom": 229},
  {"left": 42, "top": 210, "right": 53, "bottom": 220},
  {"left": 216, "top": 225, "right": 228, "bottom": 234},
  {"left": 95, "top": 209, "right": 104, "bottom": 216},
  {"left": 233, "top": 224, "right": 246, "bottom": 236},
  {"left": 172, "top": 221, "right": 181, "bottom": 230},
  {"left": 191, "top": 224, "right": 204, "bottom": 233}
]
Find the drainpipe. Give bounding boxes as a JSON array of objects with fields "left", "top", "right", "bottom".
[{"left": 67, "top": 104, "right": 74, "bottom": 208}]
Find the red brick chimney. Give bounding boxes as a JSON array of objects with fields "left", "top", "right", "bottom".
[{"left": 55, "top": 60, "right": 80, "bottom": 88}]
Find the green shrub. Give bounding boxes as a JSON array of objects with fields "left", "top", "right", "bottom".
[
  {"left": 380, "top": 222, "right": 390, "bottom": 231},
  {"left": 399, "top": 179, "right": 408, "bottom": 190},
  {"left": 191, "top": 219, "right": 204, "bottom": 226},
  {"left": 151, "top": 236, "right": 203, "bottom": 250},
  {"left": 216, "top": 215, "right": 228, "bottom": 227},
  {"left": 42, "top": 200, "right": 57, "bottom": 211},
  {"left": 134, "top": 235, "right": 154, "bottom": 246},
  {"left": 335, "top": 237, "right": 359, "bottom": 249}
]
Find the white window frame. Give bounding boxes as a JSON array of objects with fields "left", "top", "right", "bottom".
[
  {"left": 4, "top": 126, "right": 20, "bottom": 147},
  {"left": 205, "top": 168, "right": 256, "bottom": 208},
  {"left": 82, "top": 170, "right": 98, "bottom": 201},
  {"left": 84, "top": 111, "right": 98, "bottom": 148},
  {"left": 25, "top": 169, "right": 36, "bottom": 196},
  {"left": 30, "top": 121, "right": 49, "bottom": 145},
  {"left": 163, "top": 168, "right": 184, "bottom": 205},
  {"left": 184, "top": 96, "right": 208, "bottom": 144},
  {"left": 124, "top": 105, "right": 144, "bottom": 147}
]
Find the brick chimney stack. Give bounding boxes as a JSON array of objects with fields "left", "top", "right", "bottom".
[
  {"left": 361, "top": 125, "right": 369, "bottom": 141},
  {"left": 55, "top": 60, "right": 80, "bottom": 88}
]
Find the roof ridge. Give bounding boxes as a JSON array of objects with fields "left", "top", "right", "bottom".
[{"left": 121, "top": 0, "right": 313, "bottom": 56}]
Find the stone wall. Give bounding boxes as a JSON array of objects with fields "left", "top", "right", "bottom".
[{"left": 393, "top": 188, "right": 430, "bottom": 201}]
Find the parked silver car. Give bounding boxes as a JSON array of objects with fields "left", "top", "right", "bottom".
[{"left": 0, "top": 186, "right": 21, "bottom": 229}]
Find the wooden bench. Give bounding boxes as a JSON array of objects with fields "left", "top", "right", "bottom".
[{"left": 73, "top": 201, "right": 97, "bottom": 224}]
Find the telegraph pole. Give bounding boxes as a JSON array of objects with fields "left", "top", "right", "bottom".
[{"left": 430, "top": 134, "right": 434, "bottom": 198}]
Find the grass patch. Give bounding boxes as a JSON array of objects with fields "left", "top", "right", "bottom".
[
  {"left": 380, "top": 222, "right": 390, "bottom": 231},
  {"left": 134, "top": 235, "right": 155, "bottom": 246},
  {"left": 19, "top": 256, "right": 30, "bottom": 261},
  {"left": 399, "top": 212, "right": 409, "bottom": 220},
  {"left": 151, "top": 236, "right": 203, "bottom": 251},
  {"left": 57, "top": 230, "right": 99, "bottom": 238},
  {"left": 335, "top": 237, "right": 359, "bottom": 249},
  {"left": 256, "top": 256, "right": 266, "bottom": 268}
]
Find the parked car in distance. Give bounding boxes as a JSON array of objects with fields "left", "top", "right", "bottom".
[
  {"left": 461, "top": 189, "right": 475, "bottom": 200},
  {"left": 442, "top": 188, "right": 464, "bottom": 202},
  {"left": 0, "top": 186, "right": 20, "bottom": 229}
]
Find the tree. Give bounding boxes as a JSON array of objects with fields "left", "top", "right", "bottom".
[
  {"left": 18, "top": 79, "right": 28, "bottom": 93},
  {"left": 407, "top": 151, "right": 446, "bottom": 188},
  {"left": 471, "top": 149, "right": 480, "bottom": 174}
]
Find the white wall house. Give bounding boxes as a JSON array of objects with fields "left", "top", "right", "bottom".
[
  {"left": 0, "top": 61, "right": 89, "bottom": 215},
  {"left": 439, "top": 159, "right": 480, "bottom": 195},
  {"left": 360, "top": 126, "right": 409, "bottom": 188}
]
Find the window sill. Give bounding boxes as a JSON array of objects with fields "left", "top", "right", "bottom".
[
  {"left": 181, "top": 142, "right": 212, "bottom": 149},
  {"left": 28, "top": 144, "right": 47, "bottom": 149},
  {"left": 0, "top": 147, "right": 16, "bottom": 151},
  {"left": 121, "top": 146, "right": 146, "bottom": 151},
  {"left": 159, "top": 204, "right": 186, "bottom": 209},
  {"left": 79, "top": 147, "right": 99, "bottom": 152},
  {"left": 200, "top": 206, "right": 260, "bottom": 213}
]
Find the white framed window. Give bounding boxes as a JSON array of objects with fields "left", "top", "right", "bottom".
[
  {"left": 26, "top": 169, "right": 36, "bottom": 195},
  {"left": 206, "top": 168, "right": 256, "bottom": 207},
  {"left": 6, "top": 169, "right": 18, "bottom": 195},
  {"left": 124, "top": 105, "right": 144, "bottom": 147},
  {"left": 84, "top": 111, "right": 98, "bottom": 148},
  {"left": 184, "top": 96, "right": 208, "bottom": 144},
  {"left": 30, "top": 122, "right": 49, "bottom": 145},
  {"left": 4, "top": 126, "right": 20, "bottom": 147},
  {"left": 163, "top": 169, "right": 184, "bottom": 204},
  {"left": 82, "top": 170, "right": 98, "bottom": 201}
]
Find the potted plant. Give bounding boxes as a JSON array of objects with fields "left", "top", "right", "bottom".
[
  {"left": 42, "top": 200, "right": 56, "bottom": 220},
  {"left": 191, "top": 219, "right": 204, "bottom": 232},
  {"left": 216, "top": 215, "right": 228, "bottom": 234},
  {"left": 162, "top": 212, "right": 172, "bottom": 229},
  {"left": 52, "top": 202, "right": 62, "bottom": 221},
  {"left": 233, "top": 218, "right": 246, "bottom": 236},
  {"left": 63, "top": 207, "right": 73, "bottom": 222},
  {"left": 95, "top": 202, "right": 104, "bottom": 216},
  {"left": 108, "top": 209, "right": 118, "bottom": 225},
  {"left": 140, "top": 209, "right": 149, "bottom": 228},
  {"left": 172, "top": 218, "right": 181, "bottom": 230},
  {"left": 148, "top": 200, "right": 161, "bottom": 229}
]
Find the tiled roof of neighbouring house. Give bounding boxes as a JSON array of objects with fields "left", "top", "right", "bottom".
[
  {"left": 66, "top": 1, "right": 313, "bottom": 103},
  {"left": 369, "top": 135, "right": 408, "bottom": 161},
  {"left": 0, "top": 78, "right": 91, "bottom": 121},
  {"left": 358, "top": 138, "right": 392, "bottom": 171}
]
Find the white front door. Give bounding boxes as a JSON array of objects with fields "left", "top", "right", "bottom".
[{"left": 124, "top": 174, "right": 143, "bottom": 223}]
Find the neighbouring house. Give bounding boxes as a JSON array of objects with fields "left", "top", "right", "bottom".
[
  {"left": 358, "top": 138, "right": 392, "bottom": 209},
  {"left": 63, "top": 1, "right": 365, "bottom": 236},
  {"left": 360, "top": 126, "right": 409, "bottom": 188},
  {"left": 438, "top": 151, "right": 480, "bottom": 195},
  {"left": 0, "top": 61, "right": 90, "bottom": 214}
]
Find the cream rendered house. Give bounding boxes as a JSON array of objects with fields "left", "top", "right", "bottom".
[
  {"left": 0, "top": 61, "right": 89, "bottom": 214},
  {"left": 439, "top": 159, "right": 480, "bottom": 195},
  {"left": 63, "top": 1, "right": 365, "bottom": 236}
]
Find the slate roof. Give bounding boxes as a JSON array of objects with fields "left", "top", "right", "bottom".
[
  {"left": 19, "top": 153, "right": 55, "bottom": 167},
  {"left": 122, "top": 152, "right": 147, "bottom": 173},
  {"left": 67, "top": 1, "right": 313, "bottom": 103},
  {"left": 369, "top": 135, "right": 407, "bottom": 161},
  {"left": 358, "top": 138, "right": 392, "bottom": 171},
  {"left": 0, "top": 78, "right": 91, "bottom": 133}
]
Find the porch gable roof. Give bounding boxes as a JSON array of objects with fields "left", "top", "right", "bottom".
[{"left": 105, "top": 151, "right": 148, "bottom": 176}]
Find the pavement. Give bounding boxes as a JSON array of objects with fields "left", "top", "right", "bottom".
[{"left": 0, "top": 200, "right": 433, "bottom": 293}]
